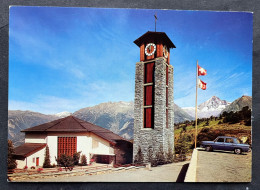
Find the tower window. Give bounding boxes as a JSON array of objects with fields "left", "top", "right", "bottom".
[{"left": 143, "top": 62, "right": 155, "bottom": 129}]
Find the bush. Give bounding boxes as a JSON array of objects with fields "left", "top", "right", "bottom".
[
  {"left": 80, "top": 154, "right": 87, "bottom": 166},
  {"left": 37, "top": 168, "right": 43, "bottom": 173},
  {"left": 73, "top": 151, "right": 81, "bottom": 165},
  {"left": 43, "top": 145, "right": 52, "bottom": 168},
  {"left": 134, "top": 146, "right": 144, "bottom": 164},
  {"left": 30, "top": 166, "right": 35, "bottom": 169},
  {"left": 8, "top": 140, "right": 17, "bottom": 170},
  {"left": 155, "top": 145, "right": 166, "bottom": 165},
  {"left": 56, "top": 154, "right": 74, "bottom": 171},
  {"left": 166, "top": 146, "right": 174, "bottom": 164}
]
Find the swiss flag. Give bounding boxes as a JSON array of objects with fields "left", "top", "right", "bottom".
[
  {"left": 198, "top": 65, "right": 207, "bottom": 76},
  {"left": 198, "top": 79, "right": 207, "bottom": 90}
]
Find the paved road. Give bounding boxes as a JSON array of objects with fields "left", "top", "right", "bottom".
[
  {"left": 26, "top": 161, "right": 190, "bottom": 182},
  {"left": 196, "top": 149, "right": 252, "bottom": 182}
]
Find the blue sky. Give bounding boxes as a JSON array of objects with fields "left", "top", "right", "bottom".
[{"left": 9, "top": 7, "right": 253, "bottom": 114}]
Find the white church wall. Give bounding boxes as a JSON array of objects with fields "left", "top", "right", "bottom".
[
  {"left": 47, "top": 136, "right": 57, "bottom": 165},
  {"left": 90, "top": 134, "right": 114, "bottom": 155},
  {"left": 25, "top": 133, "right": 47, "bottom": 143}
]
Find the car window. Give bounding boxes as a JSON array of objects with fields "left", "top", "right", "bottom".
[
  {"left": 225, "top": 138, "right": 234, "bottom": 143},
  {"left": 217, "top": 138, "right": 224, "bottom": 142}
]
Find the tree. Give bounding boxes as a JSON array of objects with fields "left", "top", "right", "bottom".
[
  {"left": 166, "top": 146, "right": 174, "bottom": 164},
  {"left": 134, "top": 146, "right": 144, "bottom": 164},
  {"left": 8, "top": 140, "right": 17, "bottom": 170},
  {"left": 56, "top": 154, "right": 74, "bottom": 171},
  {"left": 43, "top": 145, "right": 52, "bottom": 168},
  {"left": 155, "top": 145, "right": 166, "bottom": 165},
  {"left": 73, "top": 151, "right": 81, "bottom": 165},
  {"left": 80, "top": 154, "right": 87, "bottom": 166}
]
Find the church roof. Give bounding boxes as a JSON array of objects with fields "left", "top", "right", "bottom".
[
  {"left": 134, "top": 31, "right": 176, "bottom": 48},
  {"left": 21, "top": 116, "right": 127, "bottom": 145},
  {"left": 13, "top": 143, "right": 47, "bottom": 160}
]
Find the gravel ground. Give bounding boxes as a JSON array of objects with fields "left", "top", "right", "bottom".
[
  {"left": 196, "top": 149, "right": 252, "bottom": 182},
  {"left": 21, "top": 161, "right": 190, "bottom": 182}
]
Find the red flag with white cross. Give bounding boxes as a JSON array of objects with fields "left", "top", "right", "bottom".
[
  {"left": 198, "top": 65, "right": 207, "bottom": 76},
  {"left": 198, "top": 79, "right": 207, "bottom": 90}
]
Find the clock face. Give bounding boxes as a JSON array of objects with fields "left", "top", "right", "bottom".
[
  {"left": 145, "top": 43, "right": 156, "bottom": 56},
  {"left": 163, "top": 45, "right": 168, "bottom": 58}
]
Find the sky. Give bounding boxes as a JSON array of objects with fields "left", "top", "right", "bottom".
[{"left": 9, "top": 7, "right": 253, "bottom": 114}]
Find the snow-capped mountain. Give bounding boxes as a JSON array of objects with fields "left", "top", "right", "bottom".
[
  {"left": 54, "top": 111, "right": 72, "bottom": 118},
  {"left": 182, "top": 96, "right": 231, "bottom": 118},
  {"left": 9, "top": 101, "right": 193, "bottom": 145}
]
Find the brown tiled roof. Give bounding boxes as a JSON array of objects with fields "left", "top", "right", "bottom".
[
  {"left": 21, "top": 116, "right": 127, "bottom": 145},
  {"left": 134, "top": 31, "right": 176, "bottom": 48},
  {"left": 13, "top": 143, "right": 47, "bottom": 159}
]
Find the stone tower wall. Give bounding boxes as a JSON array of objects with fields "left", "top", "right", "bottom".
[{"left": 133, "top": 57, "right": 174, "bottom": 162}]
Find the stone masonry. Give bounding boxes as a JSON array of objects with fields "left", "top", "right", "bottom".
[{"left": 133, "top": 57, "right": 174, "bottom": 162}]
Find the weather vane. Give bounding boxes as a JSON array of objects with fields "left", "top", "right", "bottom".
[{"left": 154, "top": 13, "right": 157, "bottom": 32}]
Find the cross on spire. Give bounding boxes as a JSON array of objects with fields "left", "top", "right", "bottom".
[{"left": 154, "top": 13, "right": 158, "bottom": 32}]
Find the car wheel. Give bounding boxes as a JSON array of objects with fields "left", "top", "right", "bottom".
[
  {"left": 206, "top": 146, "right": 212, "bottom": 152},
  {"left": 234, "top": 148, "right": 242, "bottom": 154}
]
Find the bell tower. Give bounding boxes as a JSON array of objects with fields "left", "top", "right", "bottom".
[{"left": 133, "top": 31, "right": 176, "bottom": 162}]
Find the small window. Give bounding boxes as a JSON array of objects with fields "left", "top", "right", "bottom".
[
  {"left": 92, "top": 139, "right": 99, "bottom": 149},
  {"left": 217, "top": 138, "right": 224, "bottom": 142},
  {"left": 226, "top": 138, "right": 234, "bottom": 143},
  {"left": 32, "top": 158, "right": 35, "bottom": 163}
]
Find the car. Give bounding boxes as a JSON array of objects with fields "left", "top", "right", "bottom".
[{"left": 200, "top": 136, "right": 250, "bottom": 154}]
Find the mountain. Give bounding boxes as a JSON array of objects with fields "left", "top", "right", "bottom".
[
  {"left": 8, "top": 110, "right": 59, "bottom": 146},
  {"left": 73, "top": 101, "right": 134, "bottom": 139},
  {"left": 55, "top": 111, "right": 72, "bottom": 118},
  {"left": 183, "top": 96, "right": 230, "bottom": 118},
  {"left": 8, "top": 101, "right": 195, "bottom": 145},
  {"left": 174, "top": 104, "right": 194, "bottom": 122},
  {"left": 221, "top": 95, "right": 252, "bottom": 114}
]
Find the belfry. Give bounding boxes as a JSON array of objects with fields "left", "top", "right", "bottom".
[{"left": 133, "top": 31, "right": 175, "bottom": 162}]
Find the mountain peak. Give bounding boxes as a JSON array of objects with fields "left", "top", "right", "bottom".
[
  {"left": 198, "top": 96, "right": 230, "bottom": 111},
  {"left": 221, "top": 95, "right": 252, "bottom": 114}
]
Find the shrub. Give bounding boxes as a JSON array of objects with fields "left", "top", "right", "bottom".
[
  {"left": 166, "top": 146, "right": 174, "bottom": 164},
  {"left": 56, "top": 154, "right": 74, "bottom": 171},
  {"left": 23, "top": 166, "right": 28, "bottom": 170},
  {"left": 30, "top": 166, "right": 36, "bottom": 169},
  {"left": 134, "top": 146, "right": 144, "bottom": 164},
  {"left": 43, "top": 145, "right": 52, "bottom": 168},
  {"left": 37, "top": 168, "right": 43, "bottom": 173},
  {"left": 8, "top": 140, "right": 17, "bottom": 170},
  {"left": 73, "top": 151, "right": 81, "bottom": 165},
  {"left": 155, "top": 145, "right": 166, "bottom": 165},
  {"left": 80, "top": 154, "right": 87, "bottom": 166}
]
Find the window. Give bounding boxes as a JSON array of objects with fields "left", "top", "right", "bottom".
[
  {"left": 92, "top": 139, "right": 99, "bottom": 149},
  {"left": 217, "top": 138, "right": 224, "bottom": 142},
  {"left": 143, "top": 62, "right": 155, "bottom": 129},
  {"left": 226, "top": 138, "right": 234, "bottom": 143},
  {"left": 32, "top": 158, "right": 35, "bottom": 163},
  {"left": 58, "top": 137, "right": 77, "bottom": 157}
]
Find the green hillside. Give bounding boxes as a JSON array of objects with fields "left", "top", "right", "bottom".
[{"left": 174, "top": 106, "right": 251, "bottom": 161}]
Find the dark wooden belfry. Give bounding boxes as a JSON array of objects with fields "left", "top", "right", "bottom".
[{"left": 134, "top": 31, "right": 176, "bottom": 129}]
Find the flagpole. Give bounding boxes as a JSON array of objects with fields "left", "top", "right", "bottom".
[{"left": 195, "top": 60, "right": 198, "bottom": 149}]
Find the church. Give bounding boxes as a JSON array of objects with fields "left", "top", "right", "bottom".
[
  {"left": 13, "top": 116, "right": 133, "bottom": 168},
  {"left": 13, "top": 30, "right": 175, "bottom": 169}
]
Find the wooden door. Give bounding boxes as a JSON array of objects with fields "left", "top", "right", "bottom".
[{"left": 36, "top": 157, "right": 39, "bottom": 166}]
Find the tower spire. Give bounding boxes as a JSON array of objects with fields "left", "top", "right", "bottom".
[{"left": 154, "top": 13, "right": 158, "bottom": 32}]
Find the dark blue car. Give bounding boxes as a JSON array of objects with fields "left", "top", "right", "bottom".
[{"left": 200, "top": 136, "right": 250, "bottom": 154}]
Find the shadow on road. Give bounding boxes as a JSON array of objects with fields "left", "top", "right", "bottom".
[{"left": 176, "top": 163, "right": 189, "bottom": 182}]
